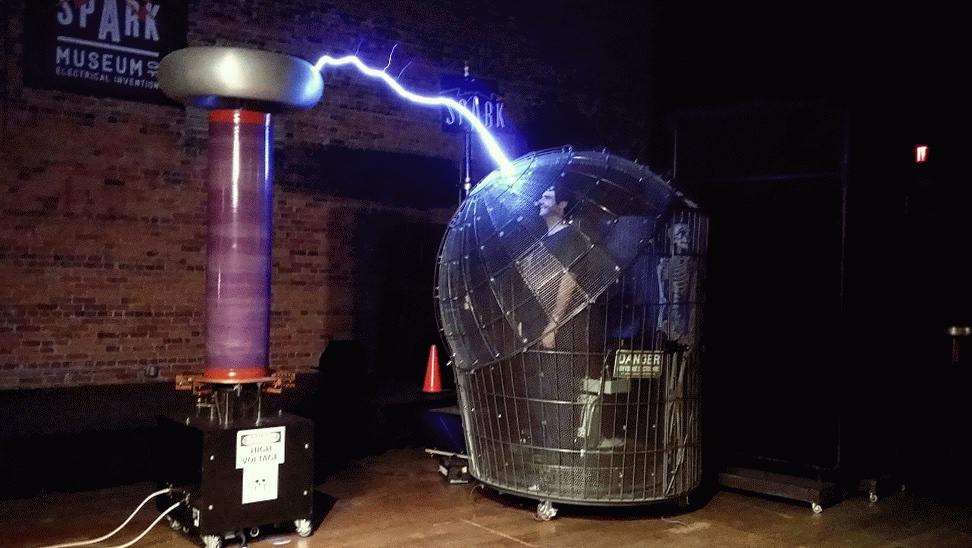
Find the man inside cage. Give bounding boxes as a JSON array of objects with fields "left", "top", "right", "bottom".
[
  {"left": 518, "top": 181, "right": 620, "bottom": 452},
  {"left": 534, "top": 182, "right": 590, "bottom": 349}
]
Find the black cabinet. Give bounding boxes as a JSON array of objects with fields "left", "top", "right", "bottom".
[{"left": 669, "top": 99, "right": 898, "bottom": 508}]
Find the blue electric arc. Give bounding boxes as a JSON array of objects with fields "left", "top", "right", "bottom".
[{"left": 313, "top": 54, "right": 515, "bottom": 176}]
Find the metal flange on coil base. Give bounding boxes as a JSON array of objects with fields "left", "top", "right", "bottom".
[{"left": 158, "top": 46, "right": 323, "bottom": 112}]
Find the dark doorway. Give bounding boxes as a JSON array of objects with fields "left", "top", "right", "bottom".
[{"left": 374, "top": 221, "right": 450, "bottom": 387}]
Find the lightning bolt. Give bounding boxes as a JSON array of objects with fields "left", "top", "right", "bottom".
[{"left": 313, "top": 54, "right": 515, "bottom": 176}]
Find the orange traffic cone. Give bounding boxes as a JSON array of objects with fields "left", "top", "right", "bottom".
[{"left": 422, "top": 344, "right": 442, "bottom": 393}]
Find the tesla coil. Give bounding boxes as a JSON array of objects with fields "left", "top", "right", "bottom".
[
  {"left": 153, "top": 47, "right": 323, "bottom": 548},
  {"left": 435, "top": 148, "right": 708, "bottom": 517}
]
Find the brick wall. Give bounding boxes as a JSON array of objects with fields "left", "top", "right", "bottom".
[{"left": 0, "top": 0, "right": 656, "bottom": 389}]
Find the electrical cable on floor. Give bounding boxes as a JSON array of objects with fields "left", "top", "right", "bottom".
[
  {"left": 103, "top": 501, "right": 181, "bottom": 548},
  {"left": 38, "top": 487, "right": 179, "bottom": 548}
]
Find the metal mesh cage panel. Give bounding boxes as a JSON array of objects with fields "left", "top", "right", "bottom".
[{"left": 435, "top": 148, "right": 708, "bottom": 505}]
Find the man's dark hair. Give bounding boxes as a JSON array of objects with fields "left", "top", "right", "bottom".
[{"left": 547, "top": 180, "right": 579, "bottom": 216}]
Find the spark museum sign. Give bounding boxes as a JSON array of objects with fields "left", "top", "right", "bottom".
[
  {"left": 439, "top": 73, "right": 508, "bottom": 134},
  {"left": 24, "top": 0, "right": 187, "bottom": 104}
]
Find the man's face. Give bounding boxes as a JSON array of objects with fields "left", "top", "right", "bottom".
[{"left": 536, "top": 189, "right": 565, "bottom": 220}]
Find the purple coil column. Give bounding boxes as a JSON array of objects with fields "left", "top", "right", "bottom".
[
  {"left": 205, "top": 109, "right": 273, "bottom": 381},
  {"left": 158, "top": 47, "right": 323, "bottom": 383}
]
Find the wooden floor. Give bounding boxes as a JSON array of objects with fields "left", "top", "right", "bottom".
[{"left": 3, "top": 448, "right": 971, "bottom": 548}]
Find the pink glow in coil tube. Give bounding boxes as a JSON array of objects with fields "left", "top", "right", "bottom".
[{"left": 204, "top": 109, "right": 273, "bottom": 381}]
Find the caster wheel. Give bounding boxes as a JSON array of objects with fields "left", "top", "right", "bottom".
[
  {"left": 166, "top": 516, "right": 182, "bottom": 530},
  {"left": 677, "top": 495, "right": 691, "bottom": 510},
  {"left": 535, "top": 500, "right": 558, "bottom": 521},
  {"left": 811, "top": 503, "right": 823, "bottom": 514},
  {"left": 295, "top": 518, "right": 312, "bottom": 537},
  {"left": 869, "top": 492, "right": 879, "bottom": 503}
]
